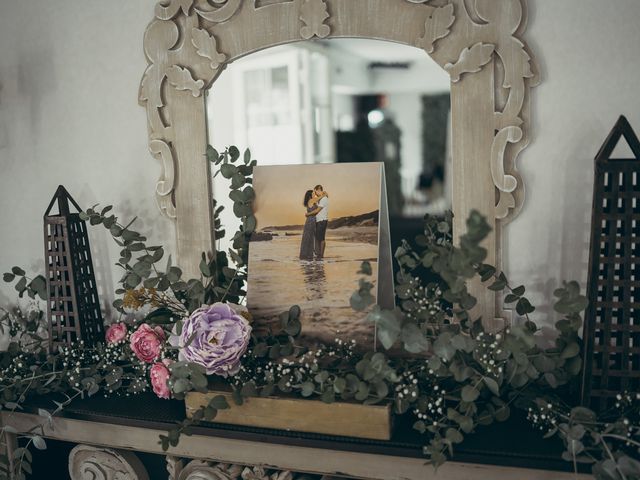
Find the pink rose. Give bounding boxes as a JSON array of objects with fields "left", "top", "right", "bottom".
[
  {"left": 130, "top": 324, "right": 165, "bottom": 363},
  {"left": 150, "top": 359, "right": 172, "bottom": 399},
  {"left": 105, "top": 323, "right": 127, "bottom": 343}
]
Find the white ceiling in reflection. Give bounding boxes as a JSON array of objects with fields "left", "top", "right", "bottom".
[{"left": 317, "top": 38, "right": 429, "bottom": 62}]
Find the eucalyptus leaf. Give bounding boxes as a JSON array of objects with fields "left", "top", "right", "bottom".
[
  {"left": 242, "top": 186, "right": 255, "bottom": 201},
  {"left": 199, "top": 254, "right": 212, "bottom": 277},
  {"left": 231, "top": 172, "right": 245, "bottom": 189},
  {"left": 229, "top": 190, "right": 244, "bottom": 202},
  {"left": 494, "top": 405, "right": 510, "bottom": 422},
  {"left": 173, "top": 378, "right": 191, "bottom": 393},
  {"left": 220, "top": 163, "right": 238, "bottom": 179},
  {"left": 400, "top": 323, "right": 429, "bottom": 353},
  {"left": 241, "top": 382, "right": 257, "bottom": 397},
  {"left": 11, "top": 266, "right": 25, "bottom": 276},
  {"left": 209, "top": 395, "right": 229, "bottom": 410},
  {"left": 233, "top": 202, "right": 252, "bottom": 218},
  {"left": 516, "top": 297, "right": 535, "bottom": 315},
  {"left": 31, "top": 435, "right": 46, "bottom": 450},
  {"left": 321, "top": 389, "right": 335, "bottom": 403},
  {"left": 433, "top": 333, "right": 455, "bottom": 362},
  {"left": 285, "top": 318, "right": 301, "bottom": 336},
  {"left": 482, "top": 377, "right": 500, "bottom": 396},
  {"left": 333, "top": 377, "right": 346, "bottom": 394},
  {"left": 167, "top": 266, "right": 182, "bottom": 283},
  {"left": 544, "top": 372, "right": 558, "bottom": 388},
  {"left": 461, "top": 385, "right": 480, "bottom": 402},
  {"left": 206, "top": 145, "right": 219, "bottom": 163},
  {"left": 244, "top": 215, "right": 257, "bottom": 233},
  {"left": 367, "top": 308, "right": 401, "bottom": 350},
  {"left": 228, "top": 146, "right": 240, "bottom": 161},
  {"left": 125, "top": 273, "right": 141, "bottom": 289},
  {"left": 445, "top": 428, "right": 464, "bottom": 444},
  {"left": 14, "top": 276, "right": 27, "bottom": 293},
  {"left": 301, "top": 381, "right": 314, "bottom": 397},
  {"left": 29, "top": 275, "right": 47, "bottom": 299}
]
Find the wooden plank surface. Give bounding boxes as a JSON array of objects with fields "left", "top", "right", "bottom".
[{"left": 186, "top": 391, "right": 392, "bottom": 440}]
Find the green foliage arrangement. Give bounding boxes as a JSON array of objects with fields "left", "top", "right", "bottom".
[{"left": 0, "top": 145, "right": 638, "bottom": 480}]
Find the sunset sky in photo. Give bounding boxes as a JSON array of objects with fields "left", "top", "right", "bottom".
[{"left": 252, "top": 163, "right": 382, "bottom": 228}]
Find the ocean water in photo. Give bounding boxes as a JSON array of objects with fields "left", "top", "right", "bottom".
[{"left": 247, "top": 226, "right": 378, "bottom": 348}]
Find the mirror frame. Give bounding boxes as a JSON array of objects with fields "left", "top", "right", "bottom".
[{"left": 139, "top": 0, "right": 539, "bottom": 326}]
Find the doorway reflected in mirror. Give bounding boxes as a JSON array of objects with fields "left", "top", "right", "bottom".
[{"left": 207, "top": 38, "right": 451, "bottom": 254}]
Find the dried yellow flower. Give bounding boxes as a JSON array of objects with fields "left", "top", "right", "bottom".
[{"left": 122, "top": 287, "right": 159, "bottom": 310}]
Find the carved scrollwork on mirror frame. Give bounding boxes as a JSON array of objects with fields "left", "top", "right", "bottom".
[{"left": 139, "top": 0, "right": 539, "bottom": 323}]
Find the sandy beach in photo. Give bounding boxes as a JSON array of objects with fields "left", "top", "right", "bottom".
[{"left": 248, "top": 226, "right": 378, "bottom": 347}]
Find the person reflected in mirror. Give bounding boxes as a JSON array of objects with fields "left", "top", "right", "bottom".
[
  {"left": 299, "top": 188, "right": 327, "bottom": 261},
  {"left": 312, "top": 185, "right": 329, "bottom": 260},
  {"left": 418, "top": 165, "right": 447, "bottom": 215}
]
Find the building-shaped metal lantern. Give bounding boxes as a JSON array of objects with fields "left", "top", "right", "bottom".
[
  {"left": 581, "top": 116, "right": 640, "bottom": 411},
  {"left": 44, "top": 186, "right": 104, "bottom": 352}
]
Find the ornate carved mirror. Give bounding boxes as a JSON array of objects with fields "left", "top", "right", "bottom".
[{"left": 139, "top": 0, "right": 538, "bottom": 325}]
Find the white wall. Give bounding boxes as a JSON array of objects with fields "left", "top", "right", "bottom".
[
  {"left": 385, "top": 93, "right": 423, "bottom": 192},
  {"left": 505, "top": 0, "right": 640, "bottom": 324},
  {"left": 0, "top": 0, "right": 174, "bottom": 312},
  {"left": 1, "top": 1, "right": 639, "bottom": 328}
]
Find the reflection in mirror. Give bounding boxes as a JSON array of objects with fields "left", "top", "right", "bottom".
[{"left": 207, "top": 38, "right": 451, "bottom": 253}]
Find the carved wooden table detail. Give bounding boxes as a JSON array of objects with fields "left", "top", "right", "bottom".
[{"left": 2, "top": 412, "right": 590, "bottom": 480}]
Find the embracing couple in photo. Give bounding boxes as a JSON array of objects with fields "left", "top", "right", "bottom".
[{"left": 299, "top": 185, "right": 329, "bottom": 261}]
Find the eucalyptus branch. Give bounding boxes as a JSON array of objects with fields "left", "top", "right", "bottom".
[{"left": 600, "top": 434, "right": 640, "bottom": 448}]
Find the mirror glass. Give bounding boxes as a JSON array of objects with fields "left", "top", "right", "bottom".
[{"left": 207, "top": 38, "right": 451, "bottom": 252}]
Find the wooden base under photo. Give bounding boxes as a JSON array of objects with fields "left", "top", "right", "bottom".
[{"left": 185, "top": 390, "right": 393, "bottom": 441}]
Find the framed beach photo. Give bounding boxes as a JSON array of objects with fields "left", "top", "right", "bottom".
[{"left": 247, "top": 163, "right": 393, "bottom": 349}]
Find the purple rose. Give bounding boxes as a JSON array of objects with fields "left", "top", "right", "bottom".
[{"left": 170, "top": 303, "right": 251, "bottom": 377}]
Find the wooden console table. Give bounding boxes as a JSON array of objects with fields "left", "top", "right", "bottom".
[{"left": 2, "top": 393, "right": 590, "bottom": 479}]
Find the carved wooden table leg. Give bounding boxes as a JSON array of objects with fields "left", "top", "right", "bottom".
[
  {"left": 167, "top": 455, "right": 185, "bottom": 480},
  {"left": 173, "top": 460, "right": 240, "bottom": 480},
  {"left": 168, "top": 458, "right": 353, "bottom": 480},
  {"left": 0, "top": 429, "right": 17, "bottom": 479},
  {"left": 168, "top": 458, "right": 303, "bottom": 480},
  {"left": 68, "top": 444, "right": 149, "bottom": 480}
]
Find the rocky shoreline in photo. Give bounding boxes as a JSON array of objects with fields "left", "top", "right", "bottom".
[
  {"left": 255, "top": 210, "right": 379, "bottom": 236},
  {"left": 251, "top": 210, "right": 380, "bottom": 243}
]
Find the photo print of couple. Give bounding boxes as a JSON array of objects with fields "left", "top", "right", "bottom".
[
  {"left": 299, "top": 184, "right": 330, "bottom": 261},
  {"left": 247, "top": 163, "right": 393, "bottom": 349}
]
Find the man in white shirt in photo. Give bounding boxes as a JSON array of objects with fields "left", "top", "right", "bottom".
[{"left": 313, "top": 184, "right": 329, "bottom": 259}]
